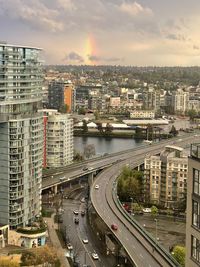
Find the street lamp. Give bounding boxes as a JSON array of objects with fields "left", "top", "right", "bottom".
[
  {"left": 130, "top": 197, "right": 133, "bottom": 214},
  {"left": 155, "top": 219, "right": 158, "bottom": 244}
]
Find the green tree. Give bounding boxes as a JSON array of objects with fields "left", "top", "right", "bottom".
[
  {"left": 151, "top": 205, "right": 158, "bottom": 216},
  {"left": 187, "top": 109, "right": 197, "bottom": 121},
  {"left": 94, "top": 111, "right": 100, "bottom": 120},
  {"left": 105, "top": 123, "right": 113, "bottom": 134},
  {"left": 172, "top": 246, "right": 186, "bottom": 267},
  {"left": 117, "top": 166, "right": 143, "bottom": 202},
  {"left": 82, "top": 120, "right": 88, "bottom": 133},
  {"left": 78, "top": 107, "right": 86, "bottom": 115}
]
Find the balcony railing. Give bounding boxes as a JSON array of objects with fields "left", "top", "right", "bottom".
[{"left": 191, "top": 143, "right": 200, "bottom": 160}]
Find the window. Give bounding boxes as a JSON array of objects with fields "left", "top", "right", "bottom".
[
  {"left": 192, "top": 236, "right": 200, "bottom": 264},
  {"left": 193, "top": 200, "right": 200, "bottom": 229},
  {"left": 193, "top": 169, "right": 200, "bottom": 196}
]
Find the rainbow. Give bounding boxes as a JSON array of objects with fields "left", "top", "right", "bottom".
[{"left": 84, "top": 34, "right": 97, "bottom": 65}]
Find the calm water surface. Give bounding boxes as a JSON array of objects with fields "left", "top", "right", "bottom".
[{"left": 74, "top": 136, "right": 144, "bottom": 156}]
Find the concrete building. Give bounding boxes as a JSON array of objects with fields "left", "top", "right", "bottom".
[
  {"left": 186, "top": 143, "right": 200, "bottom": 266},
  {"left": 109, "top": 97, "right": 121, "bottom": 108},
  {"left": 130, "top": 110, "right": 155, "bottom": 119},
  {"left": 0, "top": 42, "right": 43, "bottom": 228},
  {"left": 44, "top": 111, "right": 73, "bottom": 168},
  {"left": 144, "top": 146, "right": 188, "bottom": 208},
  {"left": 172, "top": 88, "right": 189, "bottom": 115},
  {"left": 144, "top": 88, "right": 160, "bottom": 112},
  {"left": 48, "top": 80, "right": 75, "bottom": 113}
]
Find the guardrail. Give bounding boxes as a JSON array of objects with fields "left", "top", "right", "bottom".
[{"left": 112, "top": 171, "right": 180, "bottom": 267}]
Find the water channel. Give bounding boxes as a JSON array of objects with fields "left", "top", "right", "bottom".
[{"left": 74, "top": 136, "right": 144, "bottom": 156}]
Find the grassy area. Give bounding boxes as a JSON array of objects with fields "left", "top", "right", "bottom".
[{"left": 42, "top": 209, "right": 54, "bottom": 218}]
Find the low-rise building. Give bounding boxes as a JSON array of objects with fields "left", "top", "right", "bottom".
[{"left": 130, "top": 110, "right": 155, "bottom": 119}]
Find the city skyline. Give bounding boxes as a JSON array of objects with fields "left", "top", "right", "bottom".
[{"left": 1, "top": 0, "right": 200, "bottom": 66}]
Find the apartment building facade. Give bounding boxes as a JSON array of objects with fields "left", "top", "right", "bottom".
[
  {"left": 144, "top": 146, "right": 188, "bottom": 208},
  {"left": 0, "top": 42, "right": 43, "bottom": 228},
  {"left": 43, "top": 111, "right": 73, "bottom": 168},
  {"left": 48, "top": 79, "right": 75, "bottom": 113},
  {"left": 186, "top": 143, "right": 200, "bottom": 266}
]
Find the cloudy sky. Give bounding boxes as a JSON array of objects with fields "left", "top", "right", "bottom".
[{"left": 1, "top": 0, "right": 200, "bottom": 66}]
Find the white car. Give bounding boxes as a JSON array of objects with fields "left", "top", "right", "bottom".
[
  {"left": 95, "top": 185, "right": 99, "bottom": 190},
  {"left": 142, "top": 208, "right": 151, "bottom": 213},
  {"left": 92, "top": 252, "right": 99, "bottom": 260},
  {"left": 73, "top": 210, "right": 79, "bottom": 215},
  {"left": 82, "top": 238, "right": 89, "bottom": 244},
  {"left": 67, "top": 243, "right": 73, "bottom": 250},
  {"left": 88, "top": 167, "right": 94, "bottom": 171}
]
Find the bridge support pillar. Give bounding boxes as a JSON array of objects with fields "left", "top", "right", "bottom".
[
  {"left": 88, "top": 173, "right": 94, "bottom": 186},
  {"left": 53, "top": 185, "right": 58, "bottom": 195}
]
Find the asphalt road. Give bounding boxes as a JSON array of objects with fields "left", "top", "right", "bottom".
[
  {"left": 90, "top": 134, "right": 200, "bottom": 267},
  {"left": 61, "top": 190, "right": 117, "bottom": 267}
]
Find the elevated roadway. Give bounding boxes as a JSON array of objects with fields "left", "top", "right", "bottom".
[{"left": 90, "top": 134, "right": 200, "bottom": 267}]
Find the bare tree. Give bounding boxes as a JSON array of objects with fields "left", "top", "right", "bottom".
[{"left": 84, "top": 144, "right": 96, "bottom": 159}]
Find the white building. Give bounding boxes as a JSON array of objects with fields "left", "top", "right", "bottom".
[
  {"left": 144, "top": 146, "right": 188, "bottom": 208},
  {"left": 0, "top": 42, "right": 43, "bottom": 228},
  {"left": 45, "top": 113, "right": 73, "bottom": 168},
  {"left": 172, "top": 88, "right": 189, "bottom": 114},
  {"left": 130, "top": 110, "right": 155, "bottom": 119}
]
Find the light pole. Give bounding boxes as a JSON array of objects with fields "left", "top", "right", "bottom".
[
  {"left": 130, "top": 197, "right": 133, "bottom": 213},
  {"left": 155, "top": 219, "right": 158, "bottom": 244}
]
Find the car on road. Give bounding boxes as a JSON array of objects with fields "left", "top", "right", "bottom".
[
  {"left": 74, "top": 218, "right": 79, "bottom": 224},
  {"left": 82, "top": 238, "right": 89, "bottom": 244},
  {"left": 81, "top": 197, "right": 85, "bottom": 203},
  {"left": 95, "top": 184, "right": 99, "bottom": 189},
  {"left": 142, "top": 208, "right": 151, "bottom": 213},
  {"left": 83, "top": 166, "right": 88, "bottom": 171},
  {"left": 60, "top": 177, "right": 65, "bottom": 181},
  {"left": 67, "top": 243, "right": 73, "bottom": 250},
  {"left": 88, "top": 167, "right": 94, "bottom": 171},
  {"left": 92, "top": 252, "right": 99, "bottom": 260},
  {"left": 81, "top": 210, "right": 85, "bottom": 216},
  {"left": 111, "top": 224, "right": 118, "bottom": 230},
  {"left": 73, "top": 210, "right": 79, "bottom": 215}
]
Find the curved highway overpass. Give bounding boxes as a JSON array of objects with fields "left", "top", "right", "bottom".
[{"left": 90, "top": 134, "right": 200, "bottom": 267}]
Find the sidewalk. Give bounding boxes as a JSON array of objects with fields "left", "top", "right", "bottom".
[{"left": 44, "top": 214, "right": 71, "bottom": 267}]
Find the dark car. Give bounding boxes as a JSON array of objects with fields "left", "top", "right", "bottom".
[
  {"left": 74, "top": 218, "right": 79, "bottom": 224},
  {"left": 111, "top": 224, "right": 118, "bottom": 230},
  {"left": 81, "top": 210, "right": 85, "bottom": 216}
]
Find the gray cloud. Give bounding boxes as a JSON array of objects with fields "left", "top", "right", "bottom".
[
  {"left": 88, "top": 54, "right": 123, "bottom": 63},
  {"left": 165, "top": 33, "right": 186, "bottom": 41},
  {"left": 64, "top": 52, "right": 84, "bottom": 63}
]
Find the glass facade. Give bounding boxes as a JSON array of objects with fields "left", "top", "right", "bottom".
[{"left": 0, "top": 43, "right": 43, "bottom": 228}]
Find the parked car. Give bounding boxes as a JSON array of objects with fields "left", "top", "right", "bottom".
[
  {"left": 81, "top": 210, "right": 85, "bottom": 216},
  {"left": 95, "top": 185, "right": 99, "bottom": 189},
  {"left": 73, "top": 210, "right": 79, "bottom": 215},
  {"left": 67, "top": 243, "right": 73, "bottom": 250}
]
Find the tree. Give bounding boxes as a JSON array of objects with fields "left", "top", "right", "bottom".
[
  {"left": 169, "top": 125, "right": 178, "bottom": 136},
  {"left": 84, "top": 144, "right": 96, "bottom": 158},
  {"left": 135, "top": 127, "right": 143, "bottom": 138},
  {"left": 151, "top": 205, "right": 158, "bottom": 216},
  {"left": 172, "top": 246, "right": 186, "bottom": 267},
  {"left": 96, "top": 122, "right": 104, "bottom": 133},
  {"left": 94, "top": 111, "right": 100, "bottom": 120},
  {"left": 105, "top": 123, "right": 113, "bottom": 134},
  {"left": 73, "top": 151, "right": 84, "bottom": 162},
  {"left": 187, "top": 109, "right": 197, "bottom": 121},
  {"left": 117, "top": 166, "right": 143, "bottom": 202},
  {"left": 78, "top": 107, "right": 86, "bottom": 115},
  {"left": 82, "top": 120, "right": 88, "bottom": 133}
]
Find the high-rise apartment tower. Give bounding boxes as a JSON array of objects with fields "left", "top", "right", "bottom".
[{"left": 0, "top": 42, "right": 43, "bottom": 228}]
